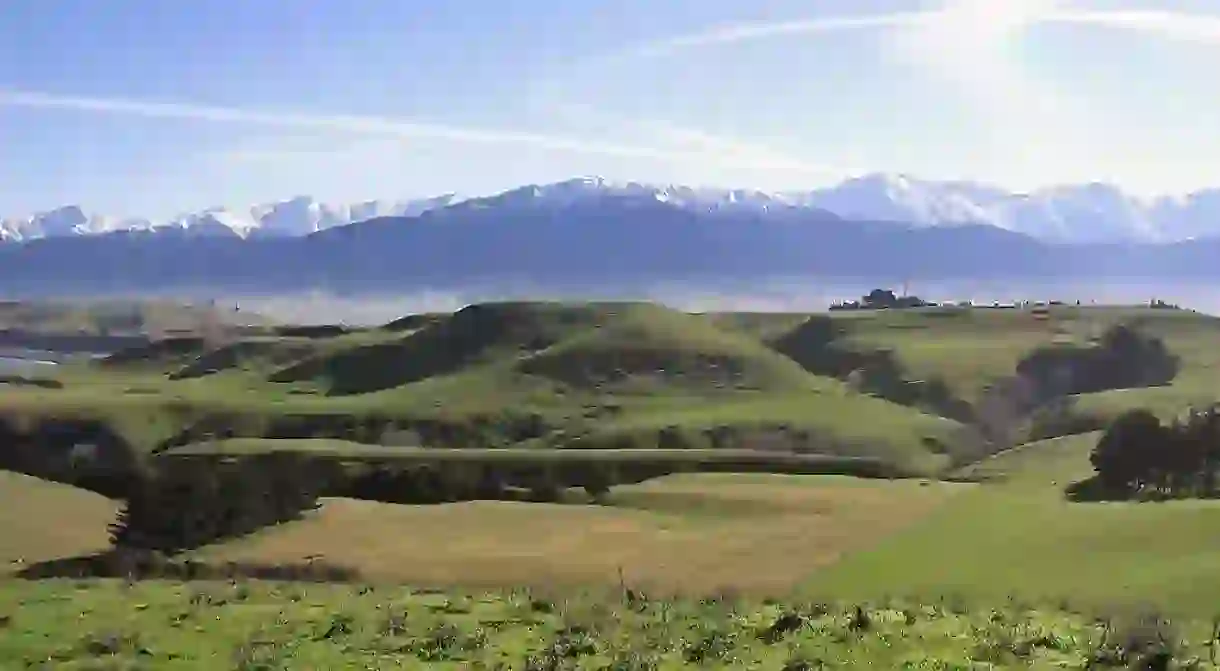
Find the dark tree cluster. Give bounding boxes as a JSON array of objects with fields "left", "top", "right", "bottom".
[
  {"left": 109, "top": 453, "right": 328, "bottom": 554},
  {"left": 829, "top": 288, "right": 932, "bottom": 311},
  {"left": 772, "top": 316, "right": 972, "bottom": 423},
  {"left": 1084, "top": 405, "right": 1220, "bottom": 499},
  {"left": 0, "top": 416, "right": 148, "bottom": 499},
  {"left": 1016, "top": 323, "right": 1179, "bottom": 400},
  {"left": 156, "top": 409, "right": 554, "bottom": 453}
]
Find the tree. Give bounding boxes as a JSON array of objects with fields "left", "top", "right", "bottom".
[
  {"left": 863, "top": 289, "right": 898, "bottom": 308},
  {"left": 1171, "top": 405, "right": 1220, "bottom": 496},
  {"left": 1091, "top": 409, "right": 1168, "bottom": 493}
]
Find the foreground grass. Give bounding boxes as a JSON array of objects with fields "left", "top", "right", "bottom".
[{"left": 5, "top": 580, "right": 1216, "bottom": 670}]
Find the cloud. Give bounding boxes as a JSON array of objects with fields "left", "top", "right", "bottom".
[
  {"left": 0, "top": 90, "right": 666, "bottom": 157},
  {"left": 0, "top": 89, "right": 846, "bottom": 177},
  {"left": 589, "top": 13, "right": 930, "bottom": 64},
  {"left": 599, "top": 6, "right": 1220, "bottom": 60}
]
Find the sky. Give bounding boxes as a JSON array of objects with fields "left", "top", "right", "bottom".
[{"left": 3, "top": 0, "right": 1220, "bottom": 219}]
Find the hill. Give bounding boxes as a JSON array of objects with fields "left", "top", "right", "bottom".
[
  {"left": 515, "top": 303, "right": 820, "bottom": 393},
  {"left": 270, "top": 301, "right": 617, "bottom": 395},
  {"left": 0, "top": 301, "right": 981, "bottom": 484},
  {"left": 11, "top": 300, "right": 1220, "bottom": 626},
  {"left": 11, "top": 300, "right": 1216, "bottom": 480},
  {"left": 271, "top": 301, "right": 828, "bottom": 396}
]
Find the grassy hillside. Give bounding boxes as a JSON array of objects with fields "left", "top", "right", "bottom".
[
  {"left": 812, "top": 431, "right": 1220, "bottom": 616},
  {"left": 269, "top": 301, "right": 615, "bottom": 395},
  {"left": 3, "top": 301, "right": 980, "bottom": 478},
  {"left": 840, "top": 305, "right": 1220, "bottom": 401},
  {"left": 517, "top": 303, "right": 821, "bottom": 393},
  {"left": 6, "top": 301, "right": 1218, "bottom": 475}
]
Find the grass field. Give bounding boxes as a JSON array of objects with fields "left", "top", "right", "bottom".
[
  {"left": 8, "top": 580, "right": 1215, "bottom": 670},
  {"left": 814, "top": 432, "right": 1220, "bottom": 616},
  {"left": 5, "top": 299, "right": 1220, "bottom": 665},
  {"left": 198, "top": 474, "right": 963, "bottom": 594},
  {"left": 0, "top": 471, "right": 118, "bottom": 568}
]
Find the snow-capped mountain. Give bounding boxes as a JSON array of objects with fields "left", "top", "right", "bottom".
[
  {"left": 792, "top": 174, "right": 1220, "bottom": 244},
  {"left": 0, "top": 194, "right": 464, "bottom": 242},
  {"left": 6, "top": 175, "right": 1220, "bottom": 244},
  {"left": 435, "top": 175, "right": 1220, "bottom": 244},
  {"left": 0, "top": 205, "right": 152, "bottom": 241}
]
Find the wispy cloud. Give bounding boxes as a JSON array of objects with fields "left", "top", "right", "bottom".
[
  {"left": 0, "top": 89, "right": 844, "bottom": 176},
  {"left": 597, "top": 6, "right": 1220, "bottom": 61},
  {"left": 0, "top": 90, "right": 669, "bottom": 158},
  {"left": 589, "top": 13, "right": 930, "bottom": 64}
]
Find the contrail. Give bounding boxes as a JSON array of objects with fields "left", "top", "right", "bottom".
[
  {"left": 0, "top": 88, "right": 827, "bottom": 173},
  {"left": 602, "top": 13, "right": 931, "bottom": 63},
  {"left": 595, "top": 8, "right": 1220, "bottom": 62}
]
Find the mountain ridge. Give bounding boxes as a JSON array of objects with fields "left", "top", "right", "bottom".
[
  {"left": 7, "top": 173, "right": 1220, "bottom": 244},
  {"left": 6, "top": 174, "right": 1220, "bottom": 297}
]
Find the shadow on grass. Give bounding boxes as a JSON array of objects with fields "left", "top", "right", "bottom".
[
  {"left": 1063, "top": 476, "right": 1200, "bottom": 504},
  {"left": 14, "top": 549, "right": 363, "bottom": 583},
  {"left": 1063, "top": 476, "right": 1140, "bottom": 503}
]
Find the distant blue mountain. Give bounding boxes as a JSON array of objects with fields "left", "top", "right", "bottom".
[{"left": 2, "top": 185, "right": 1219, "bottom": 297}]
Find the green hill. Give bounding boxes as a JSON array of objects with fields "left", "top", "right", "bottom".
[
  {"left": 169, "top": 338, "right": 328, "bottom": 380},
  {"left": 269, "top": 301, "right": 619, "bottom": 395},
  {"left": 517, "top": 304, "right": 823, "bottom": 394}
]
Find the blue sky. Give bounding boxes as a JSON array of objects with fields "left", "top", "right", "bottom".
[{"left": 3, "top": 0, "right": 1220, "bottom": 219}]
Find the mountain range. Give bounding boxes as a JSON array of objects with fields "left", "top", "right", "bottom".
[
  {"left": 6, "top": 174, "right": 1220, "bottom": 244},
  {"left": 0, "top": 194, "right": 463, "bottom": 242},
  {"left": 5, "top": 174, "right": 1220, "bottom": 297}
]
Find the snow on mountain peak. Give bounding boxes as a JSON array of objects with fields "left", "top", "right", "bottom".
[
  {"left": 7, "top": 175, "right": 1220, "bottom": 244},
  {"left": 0, "top": 194, "right": 466, "bottom": 242}
]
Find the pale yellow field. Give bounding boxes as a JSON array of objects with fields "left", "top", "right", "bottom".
[
  {"left": 0, "top": 471, "right": 118, "bottom": 570},
  {"left": 201, "top": 474, "right": 966, "bottom": 594}
]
